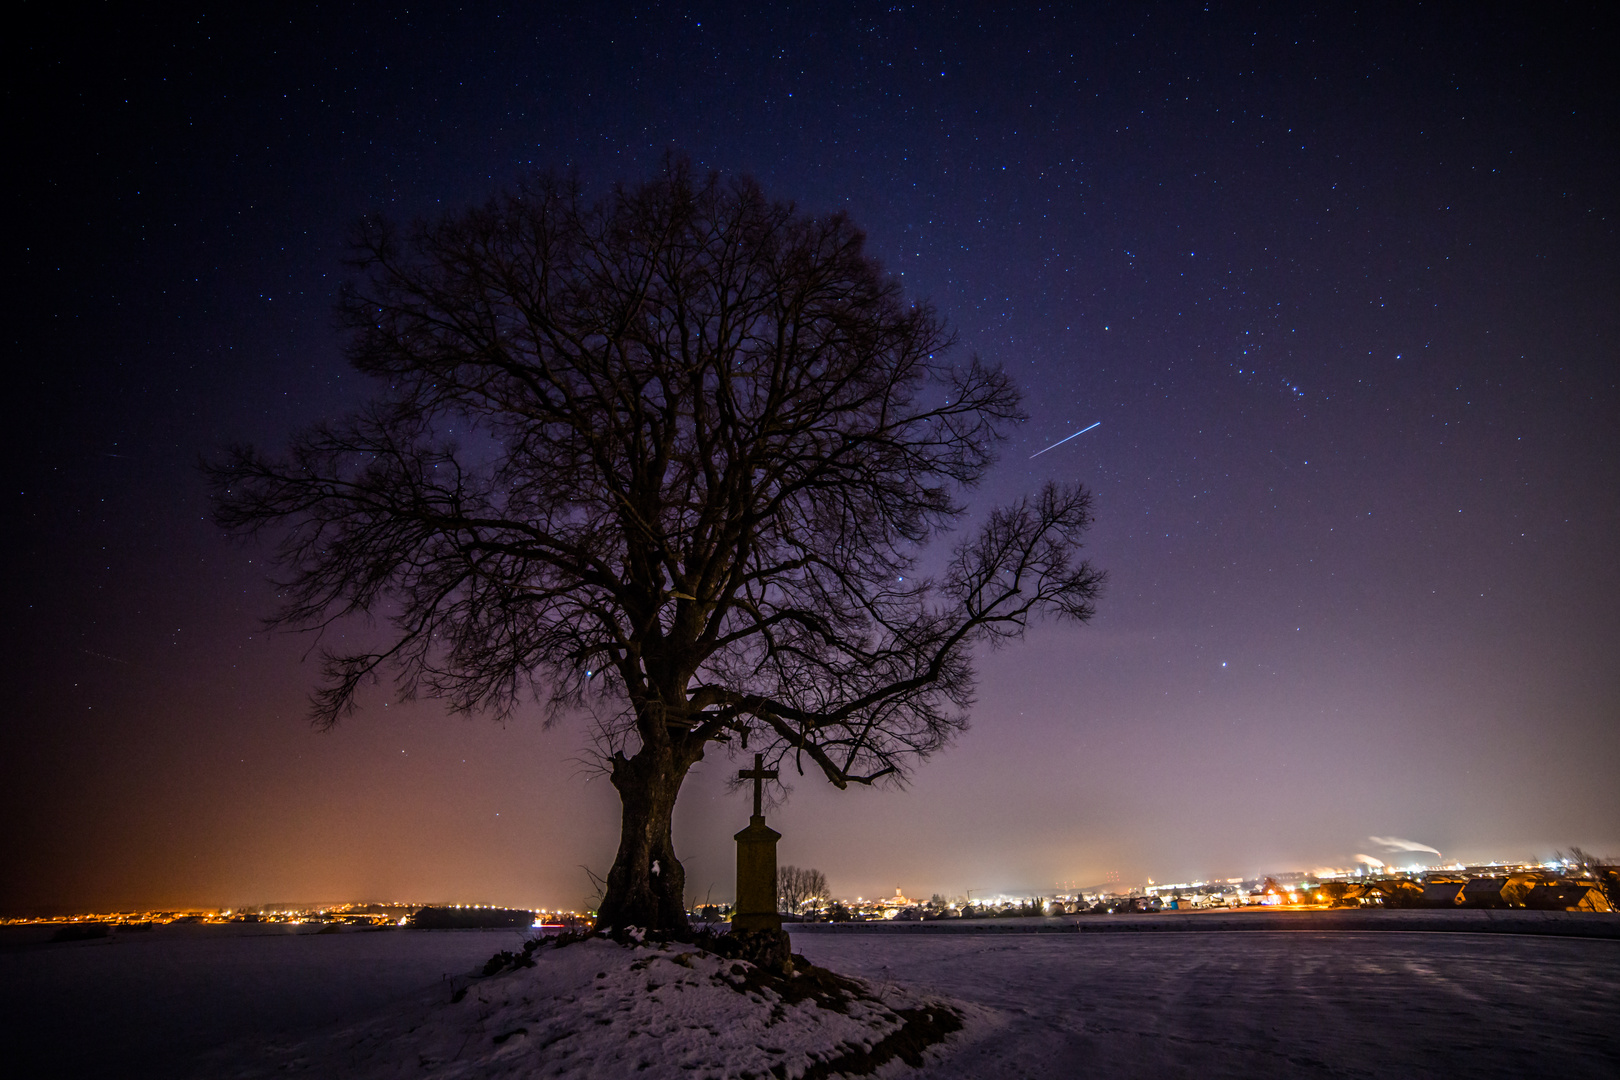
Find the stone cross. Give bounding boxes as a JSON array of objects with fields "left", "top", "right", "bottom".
[
  {"left": 739, "top": 753, "right": 778, "bottom": 820},
  {"left": 732, "top": 752, "right": 783, "bottom": 937}
]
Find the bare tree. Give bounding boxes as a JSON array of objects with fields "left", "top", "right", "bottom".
[
  {"left": 210, "top": 160, "right": 1103, "bottom": 932},
  {"left": 777, "top": 865, "right": 829, "bottom": 915},
  {"left": 777, "top": 866, "right": 804, "bottom": 914},
  {"left": 803, "top": 868, "right": 829, "bottom": 914}
]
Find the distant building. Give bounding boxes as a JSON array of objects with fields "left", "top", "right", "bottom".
[
  {"left": 1364, "top": 879, "right": 1424, "bottom": 907},
  {"left": 1460, "top": 878, "right": 1510, "bottom": 908},
  {"left": 1326, "top": 883, "right": 1372, "bottom": 907},
  {"left": 1421, "top": 881, "right": 1465, "bottom": 907},
  {"left": 1523, "top": 884, "right": 1612, "bottom": 912}
]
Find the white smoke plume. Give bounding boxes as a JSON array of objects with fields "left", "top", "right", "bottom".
[
  {"left": 1354, "top": 854, "right": 1386, "bottom": 868},
  {"left": 1369, "top": 836, "right": 1442, "bottom": 855}
]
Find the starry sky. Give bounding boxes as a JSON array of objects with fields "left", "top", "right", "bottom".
[{"left": 5, "top": 2, "right": 1616, "bottom": 915}]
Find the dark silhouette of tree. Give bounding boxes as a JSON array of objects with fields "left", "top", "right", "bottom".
[
  {"left": 1562, "top": 846, "right": 1620, "bottom": 906},
  {"left": 209, "top": 160, "right": 1103, "bottom": 932},
  {"left": 1319, "top": 881, "right": 1352, "bottom": 906},
  {"left": 1563, "top": 846, "right": 1596, "bottom": 875},
  {"left": 777, "top": 865, "right": 829, "bottom": 915}
]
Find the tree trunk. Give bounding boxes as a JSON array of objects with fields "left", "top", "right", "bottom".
[{"left": 595, "top": 744, "right": 696, "bottom": 933}]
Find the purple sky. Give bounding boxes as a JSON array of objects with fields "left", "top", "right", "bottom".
[{"left": 5, "top": 2, "right": 1616, "bottom": 915}]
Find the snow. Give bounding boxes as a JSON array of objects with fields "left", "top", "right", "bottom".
[
  {"left": 190, "top": 935, "right": 961, "bottom": 1078},
  {"left": 794, "top": 923, "right": 1620, "bottom": 1077},
  {"left": 2, "top": 924, "right": 526, "bottom": 1079},
  {"left": 5, "top": 918, "right": 1618, "bottom": 1078}
]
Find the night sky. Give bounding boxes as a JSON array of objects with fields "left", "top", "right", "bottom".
[{"left": 5, "top": 2, "right": 1616, "bottom": 916}]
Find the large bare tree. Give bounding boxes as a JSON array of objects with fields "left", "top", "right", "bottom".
[{"left": 210, "top": 161, "right": 1103, "bottom": 932}]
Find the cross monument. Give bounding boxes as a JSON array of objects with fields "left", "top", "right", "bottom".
[
  {"left": 740, "top": 753, "right": 777, "bottom": 818},
  {"left": 731, "top": 753, "right": 783, "bottom": 934}
]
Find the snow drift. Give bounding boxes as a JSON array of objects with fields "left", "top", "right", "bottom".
[{"left": 195, "top": 935, "right": 968, "bottom": 1079}]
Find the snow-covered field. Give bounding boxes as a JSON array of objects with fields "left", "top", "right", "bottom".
[
  {"left": 2, "top": 924, "right": 523, "bottom": 1079},
  {"left": 795, "top": 926, "right": 1620, "bottom": 1077},
  {"left": 3, "top": 920, "right": 1617, "bottom": 1078}
]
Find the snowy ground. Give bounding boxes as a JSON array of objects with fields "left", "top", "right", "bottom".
[
  {"left": 185, "top": 933, "right": 960, "bottom": 1079},
  {"left": 793, "top": 926, "right": 1620, "bottom": 1078},
  {"left": 3, "top": 918, "right": 1617, "bottom": 1078},
  {"left": 2, "top": 924, "right": 523, "bottom": 1079}
]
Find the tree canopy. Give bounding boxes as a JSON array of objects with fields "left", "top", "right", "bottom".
[{"left": 211, "top": 161, "right": 1103, "bottom": 930}]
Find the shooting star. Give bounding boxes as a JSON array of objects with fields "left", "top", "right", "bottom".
[
  {"left": 79, "top": 648, "right": 135, "bottom": 667},
  {"left": 1029, "top": 421, "right": 1100, "bottom": 459}
]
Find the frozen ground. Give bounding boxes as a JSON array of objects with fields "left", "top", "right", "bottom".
[
  {"left": 794, "top": 926, "right": 1620, "bottom": 1078},
  {"left": 1, "top": 924, "right": 523, "bottom": 1079},
  {"left": 2, "top": 918, "right": 1617, "bottom": 1078},
  {"left": 187, "top": 933, "right": 958, "bottom": 1079}
]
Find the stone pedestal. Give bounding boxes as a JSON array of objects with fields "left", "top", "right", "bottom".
[
  {"left": 729, "top": 753, "right": 791, "bottom": 971},
  {"left": 732, "top": 815, "right": 782, "bottom": 934}
]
